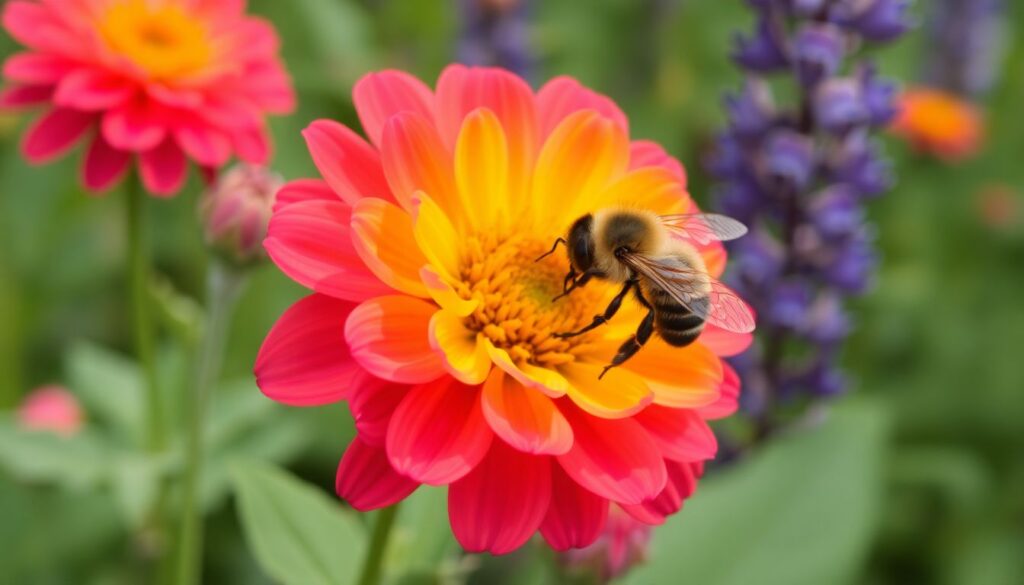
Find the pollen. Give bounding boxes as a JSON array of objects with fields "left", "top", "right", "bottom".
[
  {"left": 458, "top": 233, "right": 613, "bottom": 367},
  {"left": 99, "top": 0, "right": 214, "bottom": 82}
]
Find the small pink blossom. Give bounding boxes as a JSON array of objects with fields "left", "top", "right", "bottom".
[{"left": 18, "top": 385, "right": 84, "bottom": 437}]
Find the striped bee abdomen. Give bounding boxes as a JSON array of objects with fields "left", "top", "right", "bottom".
[{"left": 647, "top": 286, "right": 706, "bottom": 347}]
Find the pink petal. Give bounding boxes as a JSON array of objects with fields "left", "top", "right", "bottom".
[
  {"left": 336, "top": 436, "right": 419, "bottom": 511},
  {"left": 556, "top": 404, "right": 667, "bottom": 505},
  {"left": 231, "top": 124, "right": 271, "bottom": 163},
  {"left": 302, "top": 119, "right": 392, "bottom": 204},
  {"left": 54, "top": 69, "right": 134, "bottom": 111},
  {"left": 433, "top": 64, "right": 538, "bottom": 152},
  {"left": 3, "top": 52, "right": 72, "bottom": 84},
  {"left": 273, "top": 178, "right": 339, "bottom": 211},
  {"left": 174, "top": 125, "right": 232, "bottom": 168},
  {"left": 634, "top": 405, "right": 718, "bottom": 462},
  {"left": 380, "top": 111, "right": 457, "bottom": 212},
  {"left": 254, "top": 294, "right": 361, "bottom": 406},
  {"left": 536, "top": 76, "right": 628, "bottom": 139},
  {"left": 344, "top": 296, "right": 446, "bottom": 384},
  {"left": 539, "top": 463, "right": 609, "bottom": 551},
  {"left": 448, "top": 440, "right": 552, "bottom": 555},
  {"left": 628, "top": 140, "right": 687, "bottom": 187},
  {"left": 698, "top": 326, "right": 753, "bottom": 357},
  {"left": 139, "top": 138, "right": 187, "bottom": 196},
  {"left": 102, "top": 100, "right": 166, "bottom": 151},
  {"left": 353, "top": 70, "right": 435, "bottom": 147},
  {"left": 620, "top": 461, "right": 700, "bottom": 526},
  {"left": 481, "top": 367, "right": 573, "bottom": 455},
  {"left": 82, "top": 133, "right": 131, "bottom": 193},
  {"left": 22, "top": 108, "right": 93, "bottom": 163},
  {"left": 385, "top": 376, "right": 493, "bottom": 485},
  {"left": 697, "top": 361, "right": 741, "bottom": 420},
  {"left": 348, "top": 370, "right": 410, "bottom": 447},
  {"left": 0, "top": 84, "right": 53, "bottom": 108},
  {"left": 264, "top": 199, "right": 393, "bottom": 302}
]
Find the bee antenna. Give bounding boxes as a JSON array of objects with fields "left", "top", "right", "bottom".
[{"left": 535, "top": 237, "right": 566, "bottom": 262}]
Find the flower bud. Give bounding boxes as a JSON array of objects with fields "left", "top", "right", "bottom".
[
  {"left": 18, "top": 385, "right": 84, "bottom": 437},
  {"left": 200, "top": 164, "right": 283, "bottom": 266},
  {"left": 563, "top": 506, "right": 652, "bottom": 582}
]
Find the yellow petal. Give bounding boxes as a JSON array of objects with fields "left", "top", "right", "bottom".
[
  {"left": 420, "top": 265, "right": 477, "bottom": 317},
  {"left": 411, "top": 191, "right": 461, "bottom": 282},
  {"left": 586, "top": 166, "right": 689, "bottom": 217},
  {"left": 484, "top": 340, "right": 569, "bottom": 398},
  {"left": 455, "top": 108, "right": 508, "bottom": 231},
  {"left": 350, "top": 197, "right": 429, "bottom": 297},
  {"left": 429, "top": 310, "right": 491, "bottom": 385},
  {"left": 559, "top": 360, "right": 652, "bottom": 419}
]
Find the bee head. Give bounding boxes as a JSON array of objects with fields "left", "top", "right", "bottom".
[{"left": 566, "top": 214, "right": 595, "bottom": 272}]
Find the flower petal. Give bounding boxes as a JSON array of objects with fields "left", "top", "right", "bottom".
[
  {"left": 102, "top": 100, "right": 166, "bottom": 151},
  {"left": 345, "top": 296, "right": 446, "bottom": 384},
  {"left": 420, "top": 265, "right": 478, "bottom": 317},
  {"left": 273, "top": 178, "right": 339, "bottom": 211},
  {"left": 254, "top": 294, "right": 360, "bottom": 406},
  {"left": 3, "top": 52, "right": 72, "bottom": 84},
  {"left": 411, "top": 192, "right": 461, "bottom": 282},
  {"left": 53, "top": 68, "right": 134, "bottom": 111},
  {"left": 381, "top": 112, "right": 460, "bottom": 217},
  {"left": 336, "top": 437, "right": 419, "bottom": 511},
  {"left": 628, "top": 140, "right": 687, "bottom": 187},
  {"left": 348, "top": 370, "right": 410, "bottom": 447},
  {"left": 386, "top": 376, "right": 493, "bottom": 485},
  {"left": 556, "top": 404, "right": 667, "bottom": 505},
  {"left": 174, "top": 124, "right": 232, "bottom": 168},
  {"left": 302, "top": 119, "right": 392, "bottom": 205},
  {"left": 621, "top": 337, "right": 722, "bottom": 408},
  {"left": 139, "top": 138, "right": 187, "bottom": 196},
  {"left": 353, "top": 70, "right": 435, "bottom": 147},
  {"left": 349, "top": 197, "right": 430, "bottom": 297},
  {"left": 429, "top": 311, "right": 491, "bottom": 385},
  {"left": 620, "top": 461, "right": 701, "bottom": 526},
  {"left": 588, "top": 166, "right": 689, "bottom": 217},
  {"left": 264, "top": 199, "right": 393, "bottom": 301},
  {"left": 484, "top": 341, "right": 570, "bottom": 399},
  {"left": 539, "top": 462, "right": 609, "bottom": 551},
  {"left": 560, "top": 360, "right": 652, "bottom": 419},
  {"left": 454, "top": 108, "right": 508, "bottom": 230},
  {"left": 481, "top": 367, "right": 573, "bottom": 455},
  {"left": 0, "top": 84, "right": 53, "bottom": 108},
  {"left": 698, "top": 325, "right": 753, "bottom": 357},
  {"left": 697, "top": 361, "right": 740, "bottom": 420},
  {"left": 531, "top": 110, "right": 629, "bottom": 230},
  {"left": 536, "top": 76, "right": 628, "bottom": 138},
  {"left": 82, "top": 133, "right": 131, "bottom": 193},
  {"left": 22, "top": 108, "right": 92, "bottom": 163},
  {"left": 634, "top": 405, "right": 717, "bottom": 462},
  {"left": 448, "top": 440, "right": 551, "bottom": 555}
]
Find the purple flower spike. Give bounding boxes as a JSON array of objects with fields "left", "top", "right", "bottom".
[{"left": 711, "top": 0, "right": 905, "bottom": 434}]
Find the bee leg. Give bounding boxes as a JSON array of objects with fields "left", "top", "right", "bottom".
[
  {"left": 555, "top": 280, "right": 634, "bottom": 338},
  {"left": 562, "top": 268, "right": 577, "bottom": 293},
  {"left": 552, "top": 269, "right": 600, "bottom": 302},
  {"left": 599, "top": 305, "right": 655, "bottom": 379},
  {"left": 535, "top": 237, "right": 567, "bottom": 262}
]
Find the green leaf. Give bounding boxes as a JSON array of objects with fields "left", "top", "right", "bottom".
[
  {"left": 0, "top": 418, "right": 111, "bottom": 486},
  {"left": 230, "top": 458, "right": 367, "bottom": 585},
  {"left": 65, "top": 343, "right": 144, "bottom": 445},
  {"left": 625, "top": 400, "right": 889, "bottom": 585},
  {"left": 385, "top": 486, "right": 460, "bottom": 581}
]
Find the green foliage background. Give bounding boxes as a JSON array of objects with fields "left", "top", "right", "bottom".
[{"left": 1, "top": 1, "right": 1022, "bottom": 584}]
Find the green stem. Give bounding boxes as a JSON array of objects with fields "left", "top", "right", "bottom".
[
  {"left": 176, "top": 260, "right": 247, "bottom": 585},
  {"left": 357, "top": 504, "right": 401, "bottom": 585},
  {"left": 126, "top": 179, "right": 165, "bottom": 451}
]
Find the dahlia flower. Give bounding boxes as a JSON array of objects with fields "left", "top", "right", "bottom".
[
  {"left": 0, "top": 0, "right": 294, "bottom": 195},
  {"left": 255, "top": 65, "right": 748, "bottom": 554}
]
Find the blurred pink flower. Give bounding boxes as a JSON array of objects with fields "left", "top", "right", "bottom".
[
  {"left": 0, "top": 0, "right": 295, "bottom": 196},
  {"left": 18, "top": 385, "right": 84, "bottom": 436},
  {"left": 563, "top": 503, "right": 665, "bottom": 581}
]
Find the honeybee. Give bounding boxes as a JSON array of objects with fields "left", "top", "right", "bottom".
[{"left": 538, "top": 208, "right": 755, "bottom": 378}]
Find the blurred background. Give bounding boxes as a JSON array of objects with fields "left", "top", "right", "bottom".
[{"left": 0, "top": 1, "right": 1022, "bottom": 584}]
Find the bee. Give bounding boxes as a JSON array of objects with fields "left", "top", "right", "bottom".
[{"left": 537, "top": 208, "right": 755, "bottom": 378}]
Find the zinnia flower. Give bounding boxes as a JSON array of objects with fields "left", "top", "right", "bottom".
[
  {"left": 18, "top": 385, "right": 84, "bottom": 436},
  {"left": 254, "top": 65, "right": 749, "bottom": 554},
  {"left": 890, "top": 87, "right": 983, "bottom": 162},
  {"left": 0, "top": 0, "right": 295, "bottom": 195}
]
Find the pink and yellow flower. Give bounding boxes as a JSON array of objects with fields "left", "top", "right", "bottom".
[
  {"left": 254, "top": 65, "right": 750, "bottom": 554},
  {"left": 890, "top": 87, "right": 983, "bottom": 162},
  {"left": 0, "top": 0, "right": 295, "bottom": 195}
]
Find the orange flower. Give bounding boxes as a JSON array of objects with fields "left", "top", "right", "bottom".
[
  {"left": 255, "top": 66, "right": 750, "bottom": 554},
  {"left": 890, "top": 87, "right": 983, "bottom": 161}
]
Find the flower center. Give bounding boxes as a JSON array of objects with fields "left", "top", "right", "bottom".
[
  {"left": 100, "top": 1, "right": 213, "bottom": 81},
  {"left": 456, "top": 233, "right": 612, "bottom": 367}
]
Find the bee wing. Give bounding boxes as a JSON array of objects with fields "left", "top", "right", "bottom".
[
  {"left": 659, "top": 213, "right": 749, "bottom": 245},
  {"left": 620, "top": 252, "right": 756, "bottom": 333}
]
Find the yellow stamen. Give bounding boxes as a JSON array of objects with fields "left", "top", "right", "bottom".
[
  {"left": 459, "top": 233, "right": 613, "bottom": 367},
  {"left": 99, "top": 0, "right": 214, "bottom": 81}
]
